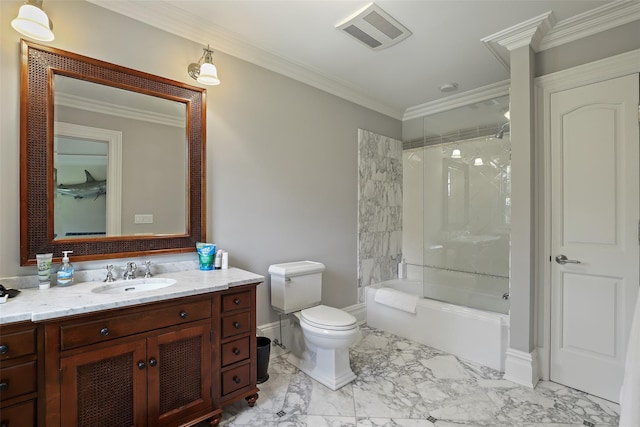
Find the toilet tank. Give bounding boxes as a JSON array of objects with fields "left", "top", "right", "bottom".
[{"left": 269, "top": 261, "right": 325, "bottom": 314}]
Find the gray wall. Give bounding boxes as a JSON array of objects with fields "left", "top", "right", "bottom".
[{"left": 0, "top": 1, "right": 401, "bottom": 325}]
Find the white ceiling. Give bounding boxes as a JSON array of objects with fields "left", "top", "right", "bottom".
[{"left": 89, "top": 0, "right": 632, "bottom": 120}]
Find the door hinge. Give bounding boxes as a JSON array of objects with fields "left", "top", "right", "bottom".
[{"left": 59, "top": 368, "right": 63, "bottom": 384}]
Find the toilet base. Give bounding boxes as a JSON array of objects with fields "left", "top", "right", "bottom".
[{"left": 288, "top": 347, "right": 356, "bottom": 391}]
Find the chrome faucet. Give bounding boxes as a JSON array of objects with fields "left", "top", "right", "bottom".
[
  {"left": 143, "top": 260, "right": 152, "bottom": 278},
  {"left": 103, "top": 265, "right": 115, "bottom": 282},
  {"left": 123, "top": 262, "right": 137, "bottom": 280}
]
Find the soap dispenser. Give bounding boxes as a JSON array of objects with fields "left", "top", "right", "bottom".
[{"left": 57, "top": 250, "right": 75, "bottom": 287}]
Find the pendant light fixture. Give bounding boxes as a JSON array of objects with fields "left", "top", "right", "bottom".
[
  {"left": 11, "top": 0, "right": 54, "bottom": 42},
  {"left": 188, "top": 45, "right": 220, "bottom": 86}
]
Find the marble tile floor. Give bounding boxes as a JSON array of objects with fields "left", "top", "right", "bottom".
[{"left": 202, "top": 326, "right": 620, "bottom": 426}]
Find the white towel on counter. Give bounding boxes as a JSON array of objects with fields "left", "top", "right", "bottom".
[
  {"left": 374, "top": 287, "right": 418, "bottom": 314},
  {"left": 619, "top": 291, "right": 640, "bottom": 426}
]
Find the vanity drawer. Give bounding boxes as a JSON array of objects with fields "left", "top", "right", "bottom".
[
  {"left": 0, "top": 327, "right": 36, "bottom": 361},
  {"left": 61, "top": 299, "right": 211, "bottom": 350},
  {"left": 221, "top": 312, "right": 251, "bottom": 338},
  {"left": 0, "top": 361, "right": 37, "bottom": 401},
  {"left": 221, "top": 290, "right": 251, "bottom": 312},
  {"left": 221, "top": 363, "right": 250, "bottom": 396},
  {"left": 221, "top": 337, "right": 250, "bottom": 366},
  {"left": 0, "top": 399, "right": 36, "bottom": 427}
]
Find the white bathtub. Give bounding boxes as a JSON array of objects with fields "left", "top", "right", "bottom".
[{"left": 366, "top": 279, "right": 509, "bottom": 371}]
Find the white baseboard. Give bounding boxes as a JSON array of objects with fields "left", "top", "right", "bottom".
[
  {"left": 344, "top": 302, "right": 367, "bottom": 325},
  {"left": 256, "top": 317, "right": 292, "bottom": 358},
  {"left": 503, "top": 347, "right": 540, "bottom": 388},
  {"left": 256, "top": 303, "right": 367, "bottom": 359}
]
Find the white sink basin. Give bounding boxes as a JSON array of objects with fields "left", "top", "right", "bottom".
[{"left": 91, "top": 278, "right": 177, "bottom": 294}]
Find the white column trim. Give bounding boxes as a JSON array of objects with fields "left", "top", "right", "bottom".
[{"left": 503, "top": 347, "right": 540, "bottom": 388}]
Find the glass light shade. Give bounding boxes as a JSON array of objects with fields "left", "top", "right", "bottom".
[
  {"left": 451, "top": 149, "right": 461, "bottom": 159},
  {"left": 197, "top": 62, "right": 220, "bottom": 86},
  {"left": 11, "top": 4, "right": 54, "bottom": 42},
  {"left": 473, "top": 157, "right": 483, "bottom": 166},
  {"left": 504, "top": 110, "right": 510, "bottom": 120}
]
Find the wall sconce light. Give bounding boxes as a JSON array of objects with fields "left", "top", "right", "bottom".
[
  {"left": 451, "top": 149, "right": 461, "bottom": 159},
  {"left": 11, "top": 0, "right": 54, "bottom": 42},
  {"left": 188, "top": 45, "right": 220, "bottom": 86},
  {"left": 473, "top": 157, "right": 484, "bottom": 166}
]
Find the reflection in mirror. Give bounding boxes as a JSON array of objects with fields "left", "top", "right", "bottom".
[
  {"left": 20, "top": 40, "right": 205, "bottom": 265},
  {"left": 53, "top": 75, "right": 188, "bottom": 240}
]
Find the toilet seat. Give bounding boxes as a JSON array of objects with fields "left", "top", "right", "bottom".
[{"left": 300, "top": 305, "right": 356, "bottom": 331}]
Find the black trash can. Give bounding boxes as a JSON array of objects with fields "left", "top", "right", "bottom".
[{"left": 256, "top": 336, "right": 271, "bottom": 384}]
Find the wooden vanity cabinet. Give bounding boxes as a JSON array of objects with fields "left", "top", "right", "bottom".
[
  {"left": 44, "top": 294, "right": 218, "bottom": 427},
  {"left": 41, "top": 282, "right": 261, "bottom": 427},
  {"left": 0, "top": 321, "right": 40, "bottom": 427}
]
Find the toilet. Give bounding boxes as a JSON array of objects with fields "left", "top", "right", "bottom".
[{"left": 269, "top": 261, "right": 360, "bottom": 390}]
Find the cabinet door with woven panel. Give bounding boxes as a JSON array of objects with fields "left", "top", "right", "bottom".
[
  {"left": 147, "top": 321, "right": 212, "bottom": 427},
  {"left": 60, "top": 339, "right": 147, "bottom": 427}
]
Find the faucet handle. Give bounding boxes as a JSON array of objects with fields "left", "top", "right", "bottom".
[
  {"left": 143, "top": 260, "right": 152, "bottom": 278},
  {"left": 104, "top": 264, "right": 115, "bottom": 282}
]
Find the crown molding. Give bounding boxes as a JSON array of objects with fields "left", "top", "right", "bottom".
[
  {"left": 482, "top": 0, "right": 640, "bottom": 72},
  {"left": 87, "top": 0, "right": 404, "bottom": 120},
  {"left": 481, "top": 12, "right": 555, "bottom": 71},
  {"left": 55, "top": 92, "right": 186, "bottom": 128},
  {"left": 402, "top": 80, "right": 510, "bottom": 122},
  {"left": 539, "top": 0, "right": 640, "bottom": 51}
]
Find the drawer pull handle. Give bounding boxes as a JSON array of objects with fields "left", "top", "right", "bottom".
[
  {"left": 180, "top": 311, "right": 188, "bottom": 319},
  {"left": 137, "top": 361, "right": 146, "bottom": 370},
  {"left": 233, "top": 322, "right": 241, "bottom": 329},
  {"left": 233, "top": 376, "right": 241, "bottom": 384},
  {"left": 149, "top": 358, "right": 157, "bottom": 367},
  {"left": 100, "top": 327, "right": 110, "bottom": 336},
  {"left": 234, "top": 298, "right": 241, "bottom": 305},
  {"left": 0, "top": 345, "right": 8, "bottom": 355},
  {"left": 233, "top": 348, "right": 241, "bottom": 355},
  {"left": 0, "top": 381, "right": 8, "bottom": 392}
]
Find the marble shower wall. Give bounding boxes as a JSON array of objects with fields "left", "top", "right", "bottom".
[{"left": 357, "top": 129, "right": 403, "bottom": 299}]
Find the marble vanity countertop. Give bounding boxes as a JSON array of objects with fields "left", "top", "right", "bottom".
[{"left": 0, "top": 267, "right": 264, "bottom": 325}]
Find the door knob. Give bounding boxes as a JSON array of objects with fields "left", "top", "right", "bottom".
[{"left": 555, "top": 255, "right": 581, "bottom": 265}]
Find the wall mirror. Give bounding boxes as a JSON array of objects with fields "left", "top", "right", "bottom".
[{"left": 20, "top": 40, "right": 206, "bottom": 265}]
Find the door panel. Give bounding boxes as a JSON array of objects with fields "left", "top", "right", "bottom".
[{"left": 550, "top": 73, "right": 639, "bottom": 402}]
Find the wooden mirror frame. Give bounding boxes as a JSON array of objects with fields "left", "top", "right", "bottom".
[{"left": 19, "top": 40, "right": 206, "bottom": 265}]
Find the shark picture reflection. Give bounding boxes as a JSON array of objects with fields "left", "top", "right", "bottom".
[{"left": 56, "top": 169, "right": 107, "bottom": 200}]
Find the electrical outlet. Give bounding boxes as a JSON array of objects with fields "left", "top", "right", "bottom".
[{"left": 134, "top": 214, "right": 153, "bottom": 224}]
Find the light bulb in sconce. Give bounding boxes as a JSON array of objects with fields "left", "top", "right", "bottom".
[
  {"left": 11, "top": 0, "right": 55, "bottom": 42},
  {"left": 188, "top": 45, "right": 220, "bottom": 86},
  {"left": 473, "top": 157, "right": 483, "bottom": 166},
  {"left": 451, "top": 149, "right": 461, "bottom": 159}
]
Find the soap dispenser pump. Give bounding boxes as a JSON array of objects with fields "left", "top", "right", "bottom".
[{"left": 57, "top": 250, "right": 75, "bottom": 287}]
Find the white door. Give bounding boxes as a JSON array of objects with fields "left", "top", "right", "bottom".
[{"left": 550, "top": 73, "right": 639, "bottom": 403}]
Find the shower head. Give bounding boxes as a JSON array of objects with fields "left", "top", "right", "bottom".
[{"left": 496, "top": 122, "right": 510, "bottom": 139}]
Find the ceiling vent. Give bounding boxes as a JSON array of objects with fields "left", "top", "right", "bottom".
[{"left": 336, "top": 3, "right": 412, "bottom": 51}]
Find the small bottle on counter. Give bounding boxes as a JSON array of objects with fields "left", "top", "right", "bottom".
[
  {"left": 57, "top": 251, "right": 75, "bottom": 287},
  {"left": 214, "top": 249, "right": 223, "bottom": 270},
  {"left": 221, "top": 251, "right": 229, "bottom": 269}
]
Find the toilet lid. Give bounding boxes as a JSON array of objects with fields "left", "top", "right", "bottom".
[{"left": 300, "top": 305, "right": 357, "bottom": 331}]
